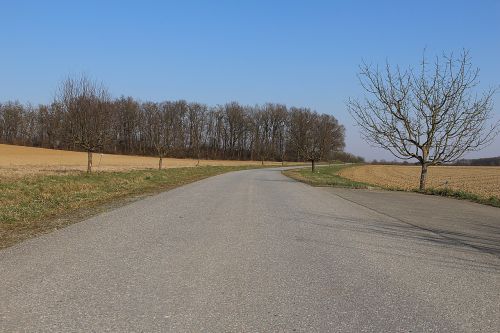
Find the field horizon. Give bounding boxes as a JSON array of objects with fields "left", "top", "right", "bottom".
[
  {"left": 0, "top": 143, "right": 287, "bottom": 177},
  {"left": 339, "top": 164, "right": 500, "bottom": 200}
]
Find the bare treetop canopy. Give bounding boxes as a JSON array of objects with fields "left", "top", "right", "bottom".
[
  {"left": 348, "top": 50, "right": 499, "bottom": 190},
  {"left": 56, "top": 75, "right": 112, "bottom": 172}
]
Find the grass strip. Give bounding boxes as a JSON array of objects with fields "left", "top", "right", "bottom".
[
  {"left": 0, "top": 165, "right": 259, "bottom": 249},
  {"left": 282, "top": 164, "right": 368, "bottom": 188},
  {"left": 418, "top": 187, "right": 500, "bottom": 208},
  {"left": 283, "top": 164, "right": 500, "bottom": 208}
]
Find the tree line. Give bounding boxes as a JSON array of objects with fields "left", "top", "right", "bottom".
[
  {"left": 454, "top": 156, "right": 500, "bottom": 166},
  {"left": 0, "top": 76, "right": 352, "bottom": 172}
]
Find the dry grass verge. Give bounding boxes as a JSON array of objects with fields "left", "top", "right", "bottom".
[
  {"left": 283, "top": 164, "right": 368, "bottom": 188},
  {"left": 0, "top": 166, "right": 260, "bottom": 249}
]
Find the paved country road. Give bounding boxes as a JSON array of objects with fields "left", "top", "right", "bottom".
[{"left": 0, "top": 168, "right": 499, "bottom": 332}]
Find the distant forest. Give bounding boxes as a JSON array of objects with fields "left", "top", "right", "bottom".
[
  {"left": 370, "top": 157, "right": 500, "bottom": 166},
  {"left": 453, "top": 156, "right": 500, "bottom": 166},
  {"left": 0, "top": 92, "right": 363, "bottom": 163}
]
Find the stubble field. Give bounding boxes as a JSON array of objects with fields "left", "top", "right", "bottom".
[
  {"left": 0, "top": 144, "right": 283, "bottom": 178},
  {"left": 338, "top": 164, "right": 500, "bottom": 199}
]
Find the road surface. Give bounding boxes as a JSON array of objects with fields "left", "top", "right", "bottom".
[{"left": 1, "top": 167, "right": 499, "bottom": 332}]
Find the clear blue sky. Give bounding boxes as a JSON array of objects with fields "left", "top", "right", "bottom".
[{"left": 1, "top": 0, "right": 499, "bottom": 160}]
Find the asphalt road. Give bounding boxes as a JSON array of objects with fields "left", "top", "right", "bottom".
[{"left": 1, "top": 167, "right": 499, "bottom": 332}]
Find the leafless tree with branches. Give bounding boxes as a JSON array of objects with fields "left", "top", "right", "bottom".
[
  {"left": 289, "top": 108, "right": 344, "bottom": 172},
  {"left": 55, "top": 75, "right": 112, "bottom": 173},
  {"left": 348, "top": 50, "right": 499, "bottom": 190},
  {"left": 143, "top": 102, "right": 170, "bottom": 170}
]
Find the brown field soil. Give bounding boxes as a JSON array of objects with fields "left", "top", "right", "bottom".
[
  {"left": 0, "top": 144, "right": 285, "bottom": 178},
  {"left": 338, "top": 164, "right": 500, "bottom": 199}
]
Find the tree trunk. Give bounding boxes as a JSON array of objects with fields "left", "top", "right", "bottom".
[
  {"left": 159, "top": 156, "right": 163, "bottom": 170},
  {"left": 419, "top": 163, "right": 428, "bottom": 191},
  {"left": 311, "top": 159, "right": 315, "bottom": 172},
  {"left": 87, "top": 151, "right": 93, "bottom": 173}
]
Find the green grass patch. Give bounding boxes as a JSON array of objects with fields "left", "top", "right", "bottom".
[
  {"left": 0, "top": 165, "right": 260, "bottom": 248},
  {"left": 283, "top": 164, "right": 369, "bottom": 188},
  {"left": 418, "top": 187, "right": 500, "bottom": 208},
  {"left": 284, "top": 164, "right": 499, "bottom": 208}
]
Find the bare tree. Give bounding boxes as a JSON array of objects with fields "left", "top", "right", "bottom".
[
  {"left": 143, "top": 102, "right": 170, "bottom": 170},
  {"left": 348, "top": 50, "right": 499, "bottom": 190},
  {"left": 289, "top": 108, "right": 324, "bottom": 172},
  {"left": 56, "top": 75, "right": 112, "bottom": 173}
]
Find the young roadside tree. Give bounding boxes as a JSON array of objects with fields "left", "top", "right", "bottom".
[
  {"left": 143, "top": 102, "right": 170, "bottom": 170},
  {"left": 289, "top": 108, "right": 332, "bottom": 172},
  {"left": 289, "top": 108, "right": 345, "bottom": 172},
  {"left": 56, "top": 75, "right": 112, "bottom": 173},
  {"left": 348, "top": 51, "right": 499, "bottom": 190}
]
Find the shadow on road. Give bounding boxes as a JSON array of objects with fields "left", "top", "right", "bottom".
[{"left": 289, "top": 209, "right": 500, "bottom": 274}]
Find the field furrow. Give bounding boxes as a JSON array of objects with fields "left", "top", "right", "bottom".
[{"left": 339, "top": 165, "right": 500, "bottom": 199}]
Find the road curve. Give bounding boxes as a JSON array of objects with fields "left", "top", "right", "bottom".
[{"left": 0, "top": 167, "right": 499, "bottom": 332}]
